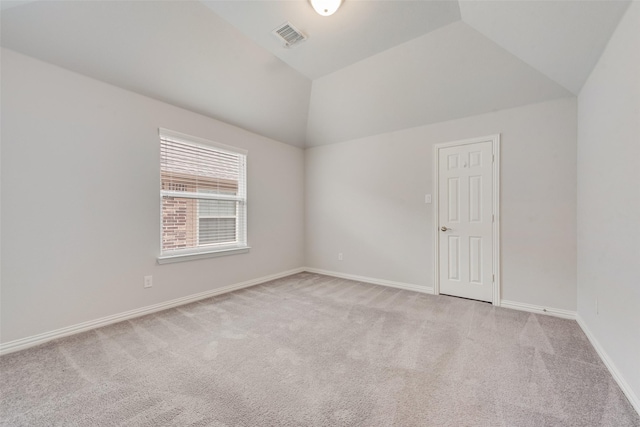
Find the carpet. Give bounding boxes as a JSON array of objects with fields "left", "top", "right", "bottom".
[{"left": 1, "top": 272, "right": 638, "bottom": 426}]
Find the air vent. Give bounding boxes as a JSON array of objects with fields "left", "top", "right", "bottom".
[{"left": 272, "top": 22, "right": 307, "bottom": 48}]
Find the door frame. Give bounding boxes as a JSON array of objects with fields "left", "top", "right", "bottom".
[{"left": 433, "top": 134, "right": 501, "bottom": 305}]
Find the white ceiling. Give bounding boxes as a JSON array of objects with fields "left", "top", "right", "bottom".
[
  {"left": 0, "top": 1, "right": 631, "bottom": 147},
  {"left": 458, "top": 0, "right": 631, "bottom": 95},
  {"left": 306, "top": 21, "right": 571, "bottom": 146},
  {"left": 0, "top": 0, "right": 311, "bottom": 146},
  {"left": 202, "top": 0, "right": 461, "bottom": 80}
]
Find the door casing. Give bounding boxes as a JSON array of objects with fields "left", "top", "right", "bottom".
[{"left": 433, "top": 134, "right": 501, "bottom": 305}]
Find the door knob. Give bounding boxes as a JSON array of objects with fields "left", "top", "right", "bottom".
[{"left": 441, "top": 226, "right": 449, "bottom": 232}]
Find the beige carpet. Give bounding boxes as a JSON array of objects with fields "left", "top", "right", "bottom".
[{"left": 1, "top": 272, "right": 638, "bottom": 426}]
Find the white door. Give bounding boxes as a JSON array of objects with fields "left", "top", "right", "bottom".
[{"left": 437, "top": 139, "right": 496, "bottom": 303}]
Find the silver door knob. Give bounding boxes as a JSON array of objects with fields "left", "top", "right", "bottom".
[{"left": 441, "top": 226, "right": 449, "bottom": 232}]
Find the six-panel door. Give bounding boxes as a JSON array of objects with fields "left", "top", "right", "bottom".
[{"left": 438, "top": 141, "right": 494, "bottom": 302}]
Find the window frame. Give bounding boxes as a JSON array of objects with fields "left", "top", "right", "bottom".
[{"left": 157, "top": 128, "right": 249, "bottom": 264}]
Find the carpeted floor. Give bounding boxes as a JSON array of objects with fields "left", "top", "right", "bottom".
[{"left": 1, "top": 272, "right": 638, "bottom": 426}]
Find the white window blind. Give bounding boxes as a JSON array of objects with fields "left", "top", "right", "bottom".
[{"left": 159, "top": 129, "right": 247, "bottom": 260}]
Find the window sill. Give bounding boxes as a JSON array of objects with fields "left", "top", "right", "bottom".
[{"left": 157, "top": 246, "right": 250, "bottom": 264}]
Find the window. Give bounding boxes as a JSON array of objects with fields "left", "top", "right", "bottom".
[{"left": 158, "top": 129, "right": 248, "bottom": 263}]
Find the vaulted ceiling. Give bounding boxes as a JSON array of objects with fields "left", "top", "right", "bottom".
[{"left": 0, "top": 1, "right": 631, "bottom": 147}]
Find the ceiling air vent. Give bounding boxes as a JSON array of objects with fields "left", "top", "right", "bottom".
[{"left": 272, "top": 22, "right": 307, "bottom": 48}]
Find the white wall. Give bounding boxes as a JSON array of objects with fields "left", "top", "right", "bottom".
[
  {"left": 0, "top": 48, "right": 305, "bottom": 344},
  {"left": 306, "top": 97, "right": 577, "bottom": 311},
  {"left": 577, "top": 1, "right": 640, "bottom": 407}
]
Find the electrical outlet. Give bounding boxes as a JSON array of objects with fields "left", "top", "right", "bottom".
[
  {"left": 144, "top": 275, "right": 153, "bottom": 288},
  {"left": 338, "top": 252, "right": 343, "bottom": 261}
]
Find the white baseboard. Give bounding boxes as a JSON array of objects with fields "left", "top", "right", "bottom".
[
  {"left": 0, "top": 267, "right": 305, "bottom": 356},
  {"left": 302, "top": 270, "right": 576, "bottom": 320},
  {"left": 304, "top": 267, "right": 434, "bottom": 295},
  {"left": 500, "top": 299, "right": 576, "bottom": 319},
  {"left": 576, "top": 314, "right": 640, "bottom": 415},
  {"left": 4, "top": 267, "right": 637, "bottom": 417}
]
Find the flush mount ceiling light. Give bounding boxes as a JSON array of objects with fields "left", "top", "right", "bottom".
[{"left": 310, "top": 0, "right": 343, "bottom": 16}]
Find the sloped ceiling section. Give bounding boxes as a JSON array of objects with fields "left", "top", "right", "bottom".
[
  {"left": 0, "top": 1, "right": 631, "bottom": 148},
  {"left": 459, "top": 0, "right": 631, "bottom": 95},
  {"left": 202, "top": 0, "right": 461, "bottom": 80},
  {"left": 0, "top": 1, "right": 312, "bottom": 147},
  {"left": 306, "top": 21, "right": 571, "bottom": 146}
]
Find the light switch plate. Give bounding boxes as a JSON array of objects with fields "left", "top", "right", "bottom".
[{"left": 425, "top": 194, "right": 432, "bottom": 204}]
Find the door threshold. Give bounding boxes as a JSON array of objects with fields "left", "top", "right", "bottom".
[{"left": 439, "top": 293, "right": 492, "bottom": 304}]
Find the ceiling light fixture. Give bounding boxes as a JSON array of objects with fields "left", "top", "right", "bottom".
[{"left": 310, "top": 0, "right": 342, "bottom": 17}]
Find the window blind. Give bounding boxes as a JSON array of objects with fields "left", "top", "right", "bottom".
[{"left": 159, "top": 130, "right": 247, "bottom": 257}]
